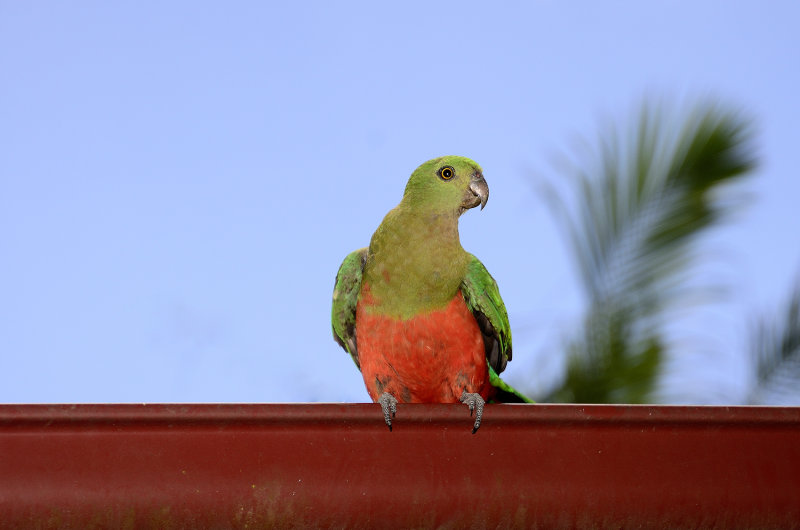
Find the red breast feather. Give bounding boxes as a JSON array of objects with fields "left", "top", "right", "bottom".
[{"left": 356, "top": 285, "right": 490, "bottom": 403}]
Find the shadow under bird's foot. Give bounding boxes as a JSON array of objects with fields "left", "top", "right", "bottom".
[
  {"left": 460, "top": 391, "right": 485, "bottom": 434},
  {"left": 377, "top": 392, "right": 398, "bottom": 431}
]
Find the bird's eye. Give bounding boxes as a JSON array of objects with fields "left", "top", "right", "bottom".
[{"left": 438, "top": 166, "right": 455, "bottom": 180}]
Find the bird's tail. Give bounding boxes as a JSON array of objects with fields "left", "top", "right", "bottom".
[{"left": 487, "top": 365, "right": 535, "bottom": 404}]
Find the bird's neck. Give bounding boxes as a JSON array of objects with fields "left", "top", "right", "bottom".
[{"left": 361, "top": 205, "right": 468, "bottom": 319}]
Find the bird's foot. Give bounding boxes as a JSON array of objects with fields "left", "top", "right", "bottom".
[
  {"left": 460, "top": 391, "right": 485, "bottom": 434},
  {"left": 377, "top": 392, "right": 398, "bottom": 431}
]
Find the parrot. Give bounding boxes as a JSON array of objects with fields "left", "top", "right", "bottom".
[{"left": 331, "top": 156, "right": 532, "bottom": 433}]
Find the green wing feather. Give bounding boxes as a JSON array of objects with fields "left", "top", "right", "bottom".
[
  {"left": 460, "top": 254, "right": 512, "bottom": 373},
  {"left": 332, "top": 248, "right": 368, "bottom": 369},
  {"left": 461, "top": 254, "right": 534, "bottom": 403}
]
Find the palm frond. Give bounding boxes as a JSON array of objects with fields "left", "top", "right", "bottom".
[
  {"left": 748, "top": 279, "right": 800, "bottom": 405},
  {"left": 540, "top": 100, "right": 756, "bottom": 403},
  {"left": 547, "top": 308, "right": 663, "bottom": 403}
]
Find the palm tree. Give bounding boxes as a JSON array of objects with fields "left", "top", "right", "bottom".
[
  {"left": 539, "top": 100, "right": 757, "bottom": 403},
  {"left": 748, "top": 280, "right": 800, "bottom": 404}
]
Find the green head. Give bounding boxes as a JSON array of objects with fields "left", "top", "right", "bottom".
[
  {"left": 362, "top": 155, "right": 488, "bottom": 317},
  {"left": 401, "top": 156, "right": 488, "bottom": 215}
]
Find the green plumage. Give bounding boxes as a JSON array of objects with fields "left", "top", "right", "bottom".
[
  {"left": 460, "top": 254, "right": 512, "bottom": 373},
  {"left": 358, "top": 157, "right": 480, "bottom": 319},
  {"left": 331, "top": 247, "right": 367, "bottom": 368}
]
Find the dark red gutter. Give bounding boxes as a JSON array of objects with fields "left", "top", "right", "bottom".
[{"left": 1, "top": 404, "right": 799, "bottom": 528}]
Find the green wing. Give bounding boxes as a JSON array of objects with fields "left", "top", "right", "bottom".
[
  {"left": 332, "top": 248, "right": 368, "bottom": 369},
  {"left": 460, "top": 254, "right": 533, "bottom": 403},
  {"left": 460, "top": 254, "right": 512, "bottom": 374}
]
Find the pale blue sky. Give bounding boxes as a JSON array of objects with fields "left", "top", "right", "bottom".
[{"left": 2, "top": 2, "right": 798, "bottom": 404}]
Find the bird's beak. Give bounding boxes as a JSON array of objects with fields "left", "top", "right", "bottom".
[{"left": 462, "top": 172, "right": 489, "bottom": 212}]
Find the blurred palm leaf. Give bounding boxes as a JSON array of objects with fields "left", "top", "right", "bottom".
[
  {"left": 541, "top": 101, "right": 756, "bottom": 403},
  {"left": 748, "top": 280, "right": 800, "bottom": 404}
]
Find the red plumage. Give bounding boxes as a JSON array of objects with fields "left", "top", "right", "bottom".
[{"left": 356, "top": 282, "right": 492, "bottom": 404}]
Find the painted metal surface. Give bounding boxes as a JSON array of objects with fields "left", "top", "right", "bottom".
[{"left": 1, "top": 403, "right": 799, "bottom": 528}]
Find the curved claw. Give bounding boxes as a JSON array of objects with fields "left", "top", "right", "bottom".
[
  {"left": 460, "top": 391, "right": 486, "bottom": 434},
  {"left": 378, "top": 392, "right": 398, "bottom": 431}
]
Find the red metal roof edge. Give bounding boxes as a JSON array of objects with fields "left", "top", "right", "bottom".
[{"left": 2, "top": 404, "right": 799, "bottom": 528}]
